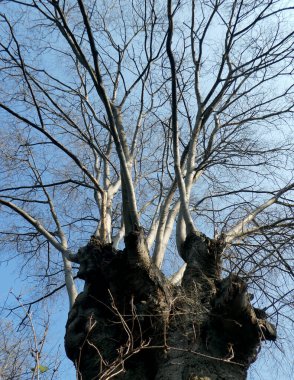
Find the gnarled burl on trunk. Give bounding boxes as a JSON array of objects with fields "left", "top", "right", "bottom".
[{"left": 65, "top": 229, "right": 276, "bottom": 380}]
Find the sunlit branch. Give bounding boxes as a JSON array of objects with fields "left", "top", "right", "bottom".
[
  {"left": 224, "top": 183, "right": 294, "bottom": 243},
  {"left": 166, "top": 0, "right": 195, "bottom": 234}
]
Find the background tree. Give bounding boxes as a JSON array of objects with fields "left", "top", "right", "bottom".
[
  {"left": 0, "top": 298, "right": 61, "bottom": 379},
  {"left": 0, "top": 0, "right": 293, "bottom": 379}
]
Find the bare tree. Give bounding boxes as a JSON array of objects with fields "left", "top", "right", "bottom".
[
  {"left": 0, "top": 297, "right": 61, "bottom": 379},
  {"left": 0, "top": 0, "right": 293, "bottom": 379}
]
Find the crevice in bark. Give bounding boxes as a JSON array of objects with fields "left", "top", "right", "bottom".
[
  {"left": 65, "top": 230, "right": 276, "bottom": 380},
  {"left": 207, "top": 274, "right": 276, "bottom": 367}
]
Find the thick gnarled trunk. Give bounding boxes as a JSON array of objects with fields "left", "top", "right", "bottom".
[{"left": 65, "top": 231, "right": 276, "bottom": 379}]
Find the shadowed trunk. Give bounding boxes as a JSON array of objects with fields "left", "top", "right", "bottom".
[{"left": 65, "top": 230, "right": 276, "bottom": 379}]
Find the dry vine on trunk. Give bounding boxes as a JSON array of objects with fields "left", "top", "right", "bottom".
[{"left": 65, "top": 230, "right": 276, "bottom": 379}]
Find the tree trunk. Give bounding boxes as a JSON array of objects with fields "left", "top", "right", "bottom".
[{"left": 65, "top": 230, "right": 276, "bottom": 380}]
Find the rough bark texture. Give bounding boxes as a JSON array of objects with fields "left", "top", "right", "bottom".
[{"left": 65, "top": 230, "right": 276, "bottom": 380}]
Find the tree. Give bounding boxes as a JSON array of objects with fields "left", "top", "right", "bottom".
[
  {"left": 0, "top": 297, "right": 60, "bottom": 379},
  {"left": 0, "top": 0, "right": 293, "bottom": 378}
]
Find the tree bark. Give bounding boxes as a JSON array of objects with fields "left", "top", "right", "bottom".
[{"left": 65, "top": 231, "right": 276, "bottom": 380}]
